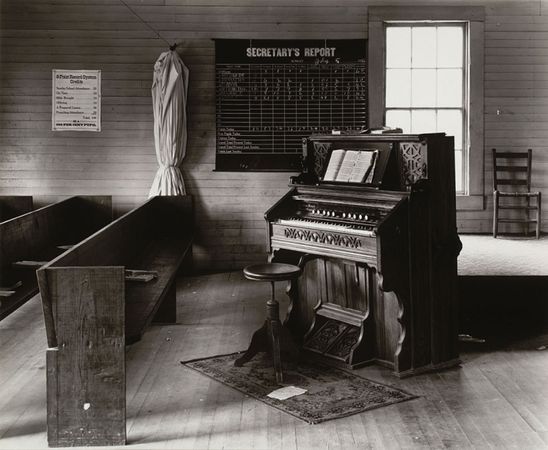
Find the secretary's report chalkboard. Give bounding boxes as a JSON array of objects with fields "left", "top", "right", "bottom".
[{"left": 215, "top": 39, "right": 367, "bottom": 171}]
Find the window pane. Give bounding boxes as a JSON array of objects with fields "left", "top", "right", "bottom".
[
  {"left": 386, "top": 69, "right": 411, "bottom": 107},
  {"left": 437, "top": 69, "right": 462, "bottom": 107},
  {"left": 412, "top": 27, "right": 436, "bottom": 68},
  {"left": 437, "top": 109, "right": 463, "bottom": 149},
  {"left": 411, "top": 109, "right": 436, "bottom": 134},
  {"left": 454, "top": 150, "right": 463, "bottom": 193},
  {"left": 437, "top": 27, "right": 463, "bottom": 68},
  {"left": 411, "top": 69, "right": 436, "bottom": 107},
  {"left": 386, "top": 109, "right": 411, "bottom": 133},
  {"left": 386, "top": 27, "right": 411, "bottom": 68}
]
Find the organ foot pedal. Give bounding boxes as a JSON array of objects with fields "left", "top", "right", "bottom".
[{"left": 303, "top": 303, "right": 374, "bottom": 369}]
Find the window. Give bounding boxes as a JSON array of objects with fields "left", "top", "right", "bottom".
[
  {"left": 368, "top": 6, "right": 485, "bottom": 210},
  {"left": 384, "top": 24, "right": 466, "bottom": 193}
]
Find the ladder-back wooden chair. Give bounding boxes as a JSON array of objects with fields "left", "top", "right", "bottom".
[{"left": 492, "top": 148, "right": 542, "bottom": 239}]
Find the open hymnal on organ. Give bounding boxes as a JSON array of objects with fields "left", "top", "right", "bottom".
[{"left": 323, "top": 149, "right": 378, "bottom": 183}]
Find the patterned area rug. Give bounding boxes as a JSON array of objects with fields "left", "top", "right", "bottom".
[{"left": 181, "top": 352, "right": 417, "bottom": 424}]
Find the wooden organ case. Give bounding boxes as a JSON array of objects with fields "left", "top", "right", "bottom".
[{"left": 266, "top": 133, "right": 461, "bottom": 377}]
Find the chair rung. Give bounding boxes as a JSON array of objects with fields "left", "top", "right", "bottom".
[
  {"left": 496, "top": 179, "right": 528, "bottom": 185},
  {"left": 497, "top": 192, "right": 539, "bottom": 197},
  {"left": 497, "top": 219, "right": 538, "bottom": 224},
  {"left": 494, "top": 152, "right": 529, "bottom": 159},
  {"left": 495, "top": 166, "right": 527, "bottom": 172},
  {"left": 498, "top": 206, "right": 538, "bottom": 210}
]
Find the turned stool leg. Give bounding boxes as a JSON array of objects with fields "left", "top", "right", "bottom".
[
  {"left": 234, "top": 281, "right": 283, "bottom": 384},
  {"left": 267, "top": 281, "right": 283, "bottom": 384},
  {"left": 234, "top": 321, "right": 267, "bottom": 367}
]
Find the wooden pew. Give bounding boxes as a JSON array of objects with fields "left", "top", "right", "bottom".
[
  {"left": 0, "top": 196, "right": 111, "bottom": 321},
  {"left": 37, "top": 195, "right": 193, "bottom": 447},
  {"left": 0, "top": 196, "right": 33, "bottom": 221}
]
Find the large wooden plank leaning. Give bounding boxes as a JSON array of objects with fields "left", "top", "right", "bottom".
[
  {"left": 0, "top": 196, "right": 33, "bottom": 222},
  {"left": 0, "top": 196, "right": 112, "bottom": 321},
  {"left": 37, "top": 195, "right": 193, "bottom": 447}
]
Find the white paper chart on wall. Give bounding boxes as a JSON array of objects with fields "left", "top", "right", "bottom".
[
  {"left": 52, "top": 69, "right": 101, "bottom": 132},
  {"left": 215, "top": 39, "right": 367, "bottom": 171}
]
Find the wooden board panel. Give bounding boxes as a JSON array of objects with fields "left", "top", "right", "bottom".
[{"left": 44, "top": 267, "right": 126, "bottom": 447}]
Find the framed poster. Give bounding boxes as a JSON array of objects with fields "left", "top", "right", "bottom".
[
  {"left": 215, "top": 39, "right": 367, "bottom": 171},
  {"left": 52, "top": 69, "right": 101, "bottom": 131}
]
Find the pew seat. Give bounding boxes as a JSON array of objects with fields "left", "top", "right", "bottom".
[{"left": 125, "top": 237, "right": 191, "bottom": 343}]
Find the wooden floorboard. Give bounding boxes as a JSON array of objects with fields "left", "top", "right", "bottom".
[{"left": 0, "top": 271, "right": 547, "bottom": 449}]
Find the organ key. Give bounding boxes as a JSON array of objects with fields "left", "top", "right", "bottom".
[{"left": 277, "top": 217, "right": 376, "bottom": 237}]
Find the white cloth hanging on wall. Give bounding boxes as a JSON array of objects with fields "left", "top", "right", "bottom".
[{"left": 149, "top": 50, "right": 189, "bottom": 197}]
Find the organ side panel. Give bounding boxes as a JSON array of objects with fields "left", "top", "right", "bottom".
[{"left": 423, "top": 134, "right": 461, "bottom": 366}]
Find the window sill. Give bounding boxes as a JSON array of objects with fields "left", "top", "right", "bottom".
[{"left": 456, "top": 194, "right": 484, "bottom": 211}]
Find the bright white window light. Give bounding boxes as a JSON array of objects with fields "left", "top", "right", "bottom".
[{"left": 385, "top": 24, "right": 467, "bottom": 193}]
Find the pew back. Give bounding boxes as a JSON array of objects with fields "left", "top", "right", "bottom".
[
  {"left": 45, "top": 195, "right": 192, "bottom": 268},
  {"left": 0, "top": 196, "right": 111, "bottom": 272},
  {"left": 0, "top": 196, "right": 112, "bottom": 321},
  {"left": 0, "top": 196, "right": 33, "bottom": 222}
]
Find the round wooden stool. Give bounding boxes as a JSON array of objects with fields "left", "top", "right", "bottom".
[{"left": 234, "top": 262, "right": 302, "bottom": 383}]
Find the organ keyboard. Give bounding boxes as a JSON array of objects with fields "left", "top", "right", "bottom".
[
  {"left": 265, "top": 133, "right": 461, "bottom": 377},
  {"left": 276, "top": 219, "right": 376, "bottom": 237}
]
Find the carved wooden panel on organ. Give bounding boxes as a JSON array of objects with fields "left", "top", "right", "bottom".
[{"left": 400, "top": 142, "right": 428, "bottom": 189}]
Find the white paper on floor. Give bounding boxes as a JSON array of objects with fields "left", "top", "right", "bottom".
[{"left": 267, "top": 386, "right": 307, "bottom": 400}]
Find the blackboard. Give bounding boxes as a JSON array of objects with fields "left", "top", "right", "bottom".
[{"left": 215, "top": 39, "right": 367, "bottom": 171}]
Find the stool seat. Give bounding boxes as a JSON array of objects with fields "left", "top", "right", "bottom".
[{"left": 243, "top": 263, "right": 301, "bottom": 282}]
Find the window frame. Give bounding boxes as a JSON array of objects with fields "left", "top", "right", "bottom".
[{"left": 368, "top": 6, "right": 485, "bottom": 210}]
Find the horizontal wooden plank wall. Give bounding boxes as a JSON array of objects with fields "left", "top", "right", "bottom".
[
  {"left": 461, "top": 0, "right": 548, "bottom": 233},
  {"left": 0, "top": 0, "right": 546, "bottom": 271}
]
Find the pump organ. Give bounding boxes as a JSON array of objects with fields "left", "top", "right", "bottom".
[{"left": 265, "top": 133, "right": 462, "bottom": 377}]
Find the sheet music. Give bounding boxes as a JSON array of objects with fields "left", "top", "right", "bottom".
[
  {"left": 323, "top": 149, "right": 378, "bottom": 183},
  {"left": 349, "top": 150, "right": 377, "bottom": 183},
  {"left": 323, "top": 149, "right": 346, "bottom": 181},
  {"left": 364, "top": 151, "right": 378, "bottom": 183},
  {"left": 335, "top": 150, "right": 360, "bottom": 182}
]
